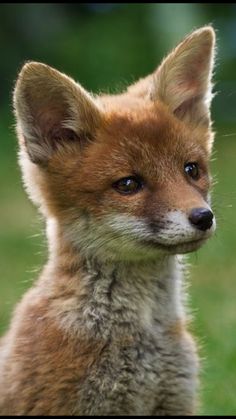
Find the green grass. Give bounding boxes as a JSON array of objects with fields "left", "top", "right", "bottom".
[
  {"left": 188, "top": 128, "right": 236, "bottom": 415},
  {"left": 0, "top": 115, "right": 236, "bottom": 415}
]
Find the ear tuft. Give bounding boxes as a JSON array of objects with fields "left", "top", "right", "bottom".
[{"left": 14, "top": 62, "right": 102, "bottom": 164}]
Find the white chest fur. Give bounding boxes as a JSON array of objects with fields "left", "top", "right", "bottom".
[{"left": 50, "top": 255, "right": 198, "bottom": 415}]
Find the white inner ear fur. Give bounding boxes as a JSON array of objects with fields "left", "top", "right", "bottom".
[
  {"left": 14, "top": 62, "right": 103, "bottom": 164},
  {"left": 150, "top": 26, "right": 215, "bottom": 125}
]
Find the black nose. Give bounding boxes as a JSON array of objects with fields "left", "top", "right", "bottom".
[{"left": 189, "top": 208, "right": 214, "bottom": 231}]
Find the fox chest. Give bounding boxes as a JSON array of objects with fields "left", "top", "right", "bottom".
[{"left": 75, "top": 332, "right": 198, "bottom": 416}]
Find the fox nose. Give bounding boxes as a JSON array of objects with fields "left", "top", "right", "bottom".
[{"left": 189, "top": 207, "right": 214, "bottom": 231}]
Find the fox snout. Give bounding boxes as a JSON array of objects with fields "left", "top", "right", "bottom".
[{"left": 188, "top": 207, "right": 214, "bottom": 231}]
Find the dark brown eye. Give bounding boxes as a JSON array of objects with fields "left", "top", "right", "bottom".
[
  {"left": 112, "top": 176, "right": 144, "bottom": 195},
  {"left": 184, "top": 162, "right": 200, "bottom": 180}
]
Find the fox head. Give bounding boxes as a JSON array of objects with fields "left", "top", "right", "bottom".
[{"left": 14, "top": 26, "right": 216, "bottom": 261}]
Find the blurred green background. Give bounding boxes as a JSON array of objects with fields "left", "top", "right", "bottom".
[{"left": 0, "top": 3, "right": 236, "bottom": 415}]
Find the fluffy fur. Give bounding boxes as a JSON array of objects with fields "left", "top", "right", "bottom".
[{"left": 0, "top": 26, "right": 216, "bottom": 415}]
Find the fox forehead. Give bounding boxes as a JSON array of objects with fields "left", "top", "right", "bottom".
[{"left": 75, "top": 99, "right": 210, "bottom": 182}]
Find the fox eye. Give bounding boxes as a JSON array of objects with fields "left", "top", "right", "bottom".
[
  {"left": 112, "top": 176, "right": 144, "bottom": 195},
  {"left": 184, "top": 162, "right": 200, "bottom": 180}
]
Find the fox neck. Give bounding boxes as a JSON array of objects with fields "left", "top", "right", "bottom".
[{"left": 45, "top": 217, "right": 186, "bottom": 339}]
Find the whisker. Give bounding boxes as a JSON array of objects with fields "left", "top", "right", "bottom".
[{"left": 220, "top": 133, "right": 236, "bottom": 137}]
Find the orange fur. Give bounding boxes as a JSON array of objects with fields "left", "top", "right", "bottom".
[{"left": 0, "top": 26, "right": 216, "bottom": 415}]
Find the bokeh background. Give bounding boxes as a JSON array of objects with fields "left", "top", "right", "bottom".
[{"left": 0, "top": 3, "right": 236, "bottom": 415}]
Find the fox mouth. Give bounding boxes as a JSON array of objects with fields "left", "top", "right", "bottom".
[{"left": 142, "top": 237, "right": 207, "bottom": 254}]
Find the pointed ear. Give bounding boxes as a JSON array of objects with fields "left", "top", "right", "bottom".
[
  {"left": 150, "top": 26, "right": 216, "bottom": 125},
  {"left": 14, "top": 62, "right": 103, "bottom": 164}
]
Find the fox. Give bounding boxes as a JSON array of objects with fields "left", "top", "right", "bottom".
[{"left": 0, "top": 26, "right": 216, "bottom": 415}]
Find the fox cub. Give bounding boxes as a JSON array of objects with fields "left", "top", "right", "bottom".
[{"left": 0, "top": 26, "right": 216, "bottom": 415}]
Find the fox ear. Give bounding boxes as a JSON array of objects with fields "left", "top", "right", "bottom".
[
  {"left": 14, "top": 62, "right": 102, "bottom": 164},
  {"left": 151, "top": 26, "right": 216, "bottom": 126}
]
